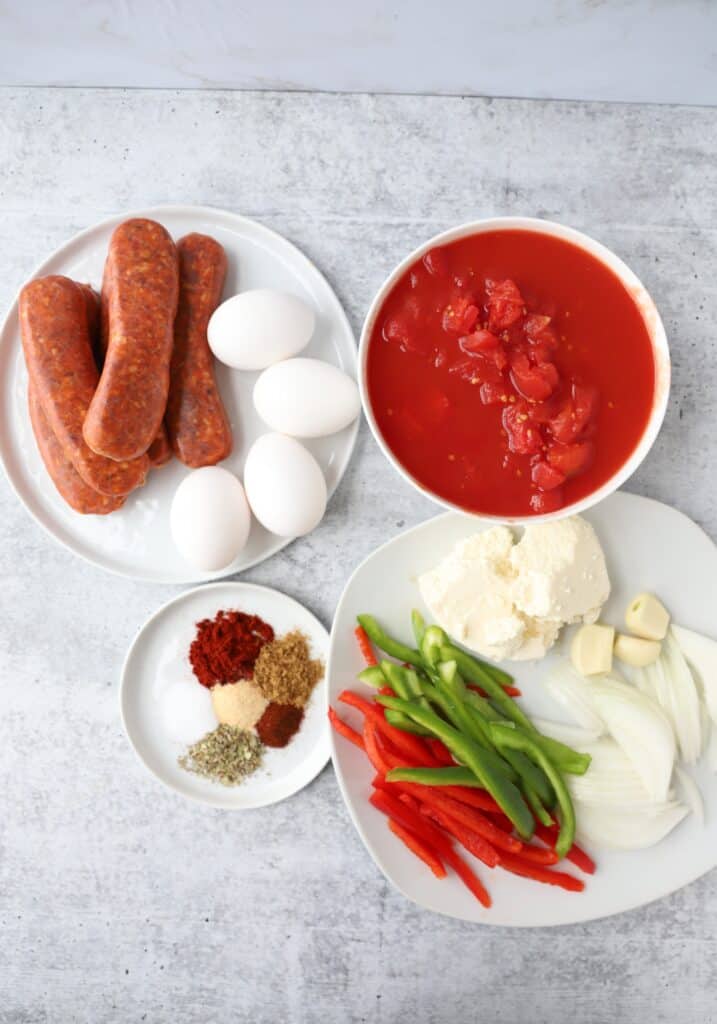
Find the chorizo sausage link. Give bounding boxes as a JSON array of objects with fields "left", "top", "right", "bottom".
[
  {"left": 165, "top": 233, "right": 232, "bottom": 467},
  {"left": 28, "top": 383, "right": 124, "bottom": 515},
  {"left": 19, "top": 275, "right": 149, "bottom": 496},
  {"left": 84, "top": 218, "right": 179, "bottom": 461}
]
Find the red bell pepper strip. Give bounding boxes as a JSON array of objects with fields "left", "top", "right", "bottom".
[
  {"left": 420, "top": 804, "right": 500, "bottom": 868},
  {"left": 388, "top": 818, "right": 447, "bottom": 878},
  {"left": 328, "top": 707, "right": 365, "bottom": 751},
  {"left": 534, "top": 823, "right": 596, "bottom": 875},
  {"left": 499, "top": 852, "right": 584, "bottom": 892},
  {"left": 355, "top": 625, "right": 378, "bottom": 666},
  {"left": 338, "top": 689, "right": 437, "bottom": 765},
  {"left": 467, "top": 682, "right": 522, "bottom": 699},
  {"left": 408, "top": 787, "right": 522, "bottom": 853},
  {"left": 371, "top": 790, "right": 492, "bottom": 907},
  {"left": 363, "top": 720, "right": 391, "bottom": 775},
  {"left": 512, "top": 844, "right": 559, "bottom": 866},
  {"left": 426, "top": 738, "right": 455, "bottom": 766}
]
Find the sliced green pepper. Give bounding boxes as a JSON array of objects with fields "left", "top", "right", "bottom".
[
  {"left": 386, "top": 765, "right": 485, "bottom": 787},
  {"left": 357, "top": 614, "right": 423, "bottom": 668}
]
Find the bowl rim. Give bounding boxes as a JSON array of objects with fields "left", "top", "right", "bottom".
[{"left": 358, "top": 215, "right": 671, "bottom": 524}]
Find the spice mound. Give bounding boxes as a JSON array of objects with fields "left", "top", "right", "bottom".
[
  {"left": 257, "top": 702, "right": 305, "bottom": 748},
  {"left": 254, "top": 630, "right": 324, "bottom": 706},
  {"left": 189, "top": 610, "right": 275, "bottom": 688},
  {"left": 211, "top": 680, "right": 268, "bottom": 729},
  {"left": 179, "top": 725, "right": 263, "bottom": 786}
]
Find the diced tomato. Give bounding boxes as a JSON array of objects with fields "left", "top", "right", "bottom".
[
  {"left": 547, "top": 440, "right": 595, "bottom": 478},
  {"left": 480, "top": 381, "right": 508, "bottom": 405},
  {"left": 459, "top": 329, "right": 500, "bottom": 353},
  {"left": 530, "top": 487, "right": 565, "bottom": 513},
  {"left": 549, "top": 384, "right": 598, "bottom": 443},
  {"left": 449, "top": 353, "right": 502, "bottom": 386},
  {"left": 510, "top": 352, "right": 559, "bottom": 401},
  {"left": 423, "top": 248, "right": 449, "bottom": 277},
  {"left": 531, "top": 460, "right": 566, "bottom": 491},
  {"left": 502, "top": 401, "right": 543, "bottom": 455},
  {"left": 524, "top": 313, "right": 552, "bottom": 339},
  {"left": 383, "top": 311, "right": 431, "bottom": 356},
  {"left": 486, "top": 278, "right": 525, "bottom": 331},
  {"left": 527, "top": 393, "right": 563, "bottom": 425},
  {"left": 383, "top": 316, "right": 409, "bottom": 346},
  {"left": 442, "top": 295, "right": 480, "bottom": 335}
]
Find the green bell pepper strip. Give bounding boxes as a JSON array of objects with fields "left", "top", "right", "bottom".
[
  {"left": 386, "top": 766, "right": 485, "bottom": 787},
  {"left": 440, "top": 643, "right": 536, "bottom": 733},
  {"left": 357, "top": 614, "right": 423, "bottom": 668},
  {"left": 358, "top": 665, "right": 386, "bottom": 689},
  {"left": 421, "top": 625, "right": 448, "bottom": 668},
  {"left": 376, "top": 694, "right": 534, "bottom": 839},
  {"left": 411, "top": 609, "right": 426, "bottom": 649},
  {"left": 379, "top": 660, "right": 412, "bottom": 699},
  {"left": 531, "top": 734, "right": 591, "bottom": 777},
  {"left": 519, "top": 778, "right": 554, "bottom": 827},
  {"left": 489, "top": 722, "right": 575, "bottom": 858},
  {"left": 384, "top": 709, "right": 432, "bottom": 736}
]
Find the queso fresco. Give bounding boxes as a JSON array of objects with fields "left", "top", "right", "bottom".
[{"left": 366, "top": 229, "right": 656, "bottom": 516}]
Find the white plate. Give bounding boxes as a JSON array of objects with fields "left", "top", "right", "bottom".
[
  {"left": 327, "top": 491, "right": 717, "bottom": 926},
  {"left": 0, "top": 205, "right": 358, "bottom": 582},
  {"left": 120, "top": 581, "right": 330, "bottom": 809}
]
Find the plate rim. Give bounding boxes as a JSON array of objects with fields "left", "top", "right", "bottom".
[
  {"left": 0, "top": 203, "right": 360, "bottom": 584},
  {"left": 119, "top": 579, "right": 331, "bottom": 810},
  {"left": 326, "top": 492, "right": 717, "bottom": 926}
]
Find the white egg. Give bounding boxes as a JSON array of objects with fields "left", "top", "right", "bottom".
[
  {"left": 253, "top": 358, "right": 361, "bottom": 438},
  {"left": 170, "top": 466, "right": 251, "bottom": 571},
  {"left": 207, "top": 289, "right": 315, "bottom": 371},
  {"left": 244, "top": 433, "right": 327, "bottom": 537}
]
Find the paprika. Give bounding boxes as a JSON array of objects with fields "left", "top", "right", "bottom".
[
  {"left": 189, "top": 609, "right": 275, "bottom": 688},
  {"left": 256, "top": 703, "right": 305, "bottom": 748}
]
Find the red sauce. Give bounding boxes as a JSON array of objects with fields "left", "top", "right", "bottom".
[{"left": 366, "top": 230, "right": 656, "bottom": 516}]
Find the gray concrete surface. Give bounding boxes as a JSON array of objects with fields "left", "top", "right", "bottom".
[{"left": 1, "top": 88, "right": 717, "bottom": 1024}]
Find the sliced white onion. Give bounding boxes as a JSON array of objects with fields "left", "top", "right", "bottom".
[
  {"left": 671, "top": 623, "right": 717, "bottom": 728},
  {"left": 707, "top": 724, "right": 717, "bottom": 773},
  {"left": 657, "top": 632, "right": 702, "bottom": 764},
  {"left": 589, "top": 677, "right": 675, "bottom": 802},
  {"left": 574, "top": 800, "right": 689, "bottom": 850},
  {"left": 544, "top": 663, "right": 605, "bottom": 733},
  {"left": 568, "top": 739, "right": 664, "bottom": 808},
  {"left": 531, "top": 717, "right": 603, "bottom": 748},
  {"left": 674, "top": 765, "right": 704, "bottom": 825}
]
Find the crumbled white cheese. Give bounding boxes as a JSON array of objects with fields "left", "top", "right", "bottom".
[{"left": 418, "top": 516, "right": 610, "bottom": 662}]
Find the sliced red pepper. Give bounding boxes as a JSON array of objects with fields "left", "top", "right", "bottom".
[
  {"left": 388, "top": 818, "right": 447, "bottom": 878},
  {"left": 409, "top": 787, "right": 522, "bottom": 853},
  {"left": 354, "top": 625, "right": 378, "bottom": 666},
  {"left": 499, "top": 852, "right": 584, "bottom": 892},
  {"left": 338, "top": 690, "right": 437, "bottom": 765},
  {"left": 328, "top": 707, "right": 365, "bottom": 751},
  {"left": 426, "top": 738, "right": 455, "bottom": 766},
  {"left": 513, "top": 844, "right": 559, "bottom": 866},
  {"left": 362, "top": 720, "right": 391, "bottom": 775},
  {"left": 421, "top": 804, "right": 500, "bottom": 868},
  {"left": 534, "top": 823, "right": 596, "bottom": 875},
  {"left": 441, "top": 845, "right": 492, "bottom": 908}
]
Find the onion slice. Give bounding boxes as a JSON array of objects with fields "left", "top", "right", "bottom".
[
  {"left": 674, "top": 765, "right": 704, "bottom": 825},
  {"left": 574, "top": 800, "right": 688, "bottom": 850},
  {"left": 544, "top": 664, "right": 605, "bottom": 733},
  {"left": 588, "top": 677, "right": 675, "bottom": 802},
  {"left": 531, "top": 717, "right": 603, "bottom": 748}
]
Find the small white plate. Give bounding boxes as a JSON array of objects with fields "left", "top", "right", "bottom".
[
  {"left": 120, "top": 581, "right": 330, "bottom": 809},
  {"left": 0, "top": 204, "right": 358, "bottom": 582},
  {"left": 327, "top": 492, "right": 717, "bottom": 926}
]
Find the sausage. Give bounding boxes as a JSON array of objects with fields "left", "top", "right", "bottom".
[
  {"left": 28, "top": 383, "right": 124, "bottom": 515},
  {"left": 19, "top": 275, "right": 149, "bottom": 496},
  {"left": 95, "top": 267, "right": 173, "bottom": 469},
  {"left": 83, "top": 218, "right": 179, "bottom": 461},
  {"left": 165, "top": 233, "right": 232, "bottom": 467}
]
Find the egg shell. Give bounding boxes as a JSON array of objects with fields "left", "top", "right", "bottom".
[
  {"left": 170, "top": 466, "right": 251, "bottom": 571},
  {"left": 243, "top": 433, "right": 327, "bottom": 537},
  {"left": 207, "top": 289, "right": 315, "bottom": 371},
  {"left": 253, "top": 358, "right": 361, "bottom": 438}
]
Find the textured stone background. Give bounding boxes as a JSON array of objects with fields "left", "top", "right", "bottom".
[{"left": 1, "top": 89, "right": 716, "bottom": 1023}]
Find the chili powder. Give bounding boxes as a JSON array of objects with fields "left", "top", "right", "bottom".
[
  {"left": 256, "top": 703, "right": 305, "bottom": 748},
  {"left": 189, "top": 609, "right": 275, "bottom": 688}
]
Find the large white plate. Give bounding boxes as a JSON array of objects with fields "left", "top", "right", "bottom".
[
  {"left": 120, "top": 581, "right": 330, "bottom": 809},
  {"left": 327, "top": 491, "right": 717, "bottom": 926},
  {"left": 0, "top": 205, "right": 358, "bottom": 582}
]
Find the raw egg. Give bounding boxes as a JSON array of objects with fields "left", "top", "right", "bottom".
[
  {"left": 207, "top": 289, "right": 315, "bottom": 370},
  {"left": 170, "top": 466, "right": 251, "bottom": 571},
  {"left": 253, "top": 358, "right": 360, "bottom": 438},
  {"left": 243, "top": 433, "right": 326, "bottom": 537}
]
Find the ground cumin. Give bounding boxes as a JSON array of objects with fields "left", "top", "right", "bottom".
[{"left": 253, "top": 630, "right": 324, "bottom": 707}]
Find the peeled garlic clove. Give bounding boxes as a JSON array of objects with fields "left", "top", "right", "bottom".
[
  {"left": 614, "top": 633, "right": 661, "bottom": 667},
  {"left": 571, "top": 623, "right": 615, "bottom": 676},
  {"left": 625, "top": 593, "right": 670, "bottom": 640}
]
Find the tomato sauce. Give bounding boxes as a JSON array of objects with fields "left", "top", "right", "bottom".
[{"left": 366, "top": 230, "right": 656, "bottom": 516}]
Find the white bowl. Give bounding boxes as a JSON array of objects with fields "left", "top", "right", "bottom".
[{"left": 358, "top": 216, "right": 671, "bottom": 523}]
